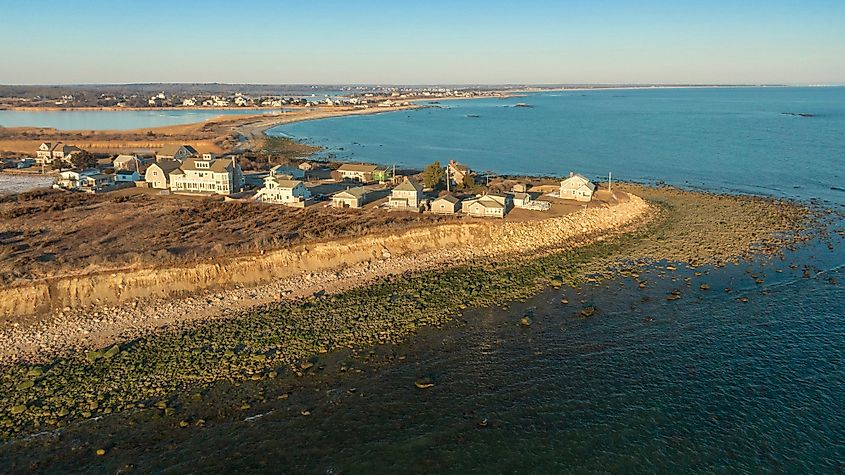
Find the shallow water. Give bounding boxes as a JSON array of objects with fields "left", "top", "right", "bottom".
[{"left": 0, "top": 109, "right": 278, "bottom": 131}]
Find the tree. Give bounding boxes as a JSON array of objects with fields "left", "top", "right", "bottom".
[
  {"left": 422, "top": 161, "right": 445, "bottom": 190},
  {"left": 70, "top": 151, "right": 98, "bottom": 170},
  {"left": 460, "top": 173, "right": 476, "bottom": 190}
]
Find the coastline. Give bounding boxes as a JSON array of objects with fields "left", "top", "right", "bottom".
[{"left": 0, "top": 184, "right": 814, "bottom": 439}]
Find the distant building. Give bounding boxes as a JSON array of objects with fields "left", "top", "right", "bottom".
[
  {"left": 373, "top": 167, "right": 394, "bottom": 183},
  {"left": 114, "top": 169, "right": 140, "bottom": 183},
  {"left": 56, "top": 169, "right": 97, "bottom": 190},
  {"left": 155, "top": 144, "right": 198, "bottom": 162},
  {"left": 388, "top": 176, "right": 424, "bottom": 210},
  {"left": 255, "top": 177, "right": 311, "bottom": 206},
  {"left": 512, "top": 192, "right": 532, "bottom": 208},
  {"left": 269, "top": 164, "right": 305, "bottom": 180},
  {"left": 332, "top": 187, "right": 369, "bottom": 209},
  {"left": 298, "top": 161, "right": 315, "bottom": 171},
  {"left": 36, "top": 142, "right": 82, "bottom": 165},
  {"left": 431, "top": 194, "right": 461, "bottom": 214},
  {"left": 113, "top": 154, "right": 152, "bottom": 172},
  {"left": 170, "top": 156, "right": 244, "bottom": 195},
  {"left": 80, "top": 173, "right": 114, "bottom": 191},
  {"left": 559, "top": 173, "right": 596, "bottom": 202},
  {"left": 144, "top": 160, "right": 182, "bottom": 190},
  {"left": 336, "top": 163, "right": 379, "bottom": 182},
  {"left": 463, "top": 194, "right": 509, "bottom": 218},
  {"left": 447, "top": 160, "right": 474, "bottom": 187}
]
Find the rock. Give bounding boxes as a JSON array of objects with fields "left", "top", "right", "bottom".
[
  {"left": 415, "top": 378, "right": 435, "bottom": 389},
  {"left": 579, "top": 307, "right": 596, "bottom": 318},
  {"left": 699, "top": 283, "right": 710, "bottom": 290},
  {"left": 96, "top": 448, "right": 106, "bottom": 456},
  {"left": 520, "top": 316, "right": 532, "bottom": 326},
  {"left": 10, "top": 405, "right": 26, "bottom": 415}
]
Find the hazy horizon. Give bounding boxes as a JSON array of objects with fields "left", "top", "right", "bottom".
[{"left": 3, "top": 0, "right": 844, "bottom": 85}]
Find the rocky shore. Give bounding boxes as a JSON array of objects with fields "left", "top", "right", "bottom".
[{"left": 0, "top": 185, "right": 814, "bottom": 438}]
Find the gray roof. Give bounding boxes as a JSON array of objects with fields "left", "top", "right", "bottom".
[
  {"left": 393, "top": 177, "right": 423, "bottom": 193},
  {"left": 334, "top": 187, "right": 368, "bottom": 199},
  {"left": 434, "top": 194, "right": 460, "bottom": 204},
  {"left": 337, "top": 163, "right": 379, "bottom": 173}
]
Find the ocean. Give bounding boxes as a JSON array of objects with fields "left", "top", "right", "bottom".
[{"left": 3, "top": 87, "right": 844, "bottom": 473}]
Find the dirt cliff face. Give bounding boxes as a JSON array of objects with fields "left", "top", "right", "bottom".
[{"left": 0, "top": 195, "right": 651, "bottom": 319}]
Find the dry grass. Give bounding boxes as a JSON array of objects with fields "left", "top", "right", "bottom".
[{"left": 0, "top": 190, "right": 458, "bottom": 285}]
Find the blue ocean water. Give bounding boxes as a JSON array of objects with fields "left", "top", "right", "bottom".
[
  {"left": 0, "top": 109, "right": 278, "bottom": 131},
  {"left": 271, "top": 87, "right": 845, "bottom": 203}
]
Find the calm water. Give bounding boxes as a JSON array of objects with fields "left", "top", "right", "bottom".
[
  {"left": 0, "top": 109, "right": 278, "bottom": 131},
  {"left": 3, "top": 88, "right": 845, "bottom": 473},
  {"left": 272, "top": 86, "right": 845, "bottom": 203}
]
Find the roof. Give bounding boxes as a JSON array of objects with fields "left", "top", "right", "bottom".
[
  {"left": 434, "top": 194, "right": 460, "bottom": 204},
  {"left": 84, "top": 173, "right": 112, "bottom": 180},
  {"left": 157, "top": 144, "right": 198, "bottom": 157},
  {"left": 513, "top": 192, "right": 530, "bottom": 201},
  {"left": 337, "top": 163, "right": 379, "bottom": 173},
  {"left": 393, "top": 177, "right": 423, "bottom": 193},
  {"left": 561, "top": 174, "right": 593, "bottom": 187},
  {"left": 151, "top": 160, "right": 182, "bottom": 174},
  {"left": 273, "top": 178, "right": 303, "bottom": 188},
  {"left": 114, "top": 154, "right": 138, "bottom": 163},
  {"left": 466, "top": 195, "right": 505, "bottom": 209},
  {"left": 179, "top": 158, "right": 234, "bottom": 173},
  {"left": 115, "top": 169, "right": 138, "bottom": 176},
  {"left": 334, "top": 187, "right": 368, "bottom": 199}
]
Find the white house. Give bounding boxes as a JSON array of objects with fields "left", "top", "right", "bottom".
[
  {"left": 36, "top": 142, "right": 82, "bottom": 165},
  {"left": 113, "top": 154, "right": 152, "bottom": 172},
  {"left": 255, "top": 176, "right": 311, "bottom": 206},
  {"left": 463, "top": 194, "right": 509, "bottom": 218},
  {"left": 56, "top": 169, "right": 98, "bottom": 190},
  {"left": 388, "top": 176, "right": 424, "bottom": 210},
  {"left": 559, "top": 173, "right": 596, "bottom": 202},
  {"left": 169, "top": 156, "right": 244, "bottom": 195},
  {"left": 336, "top": 163, "right": 379, "bottom": 182}
]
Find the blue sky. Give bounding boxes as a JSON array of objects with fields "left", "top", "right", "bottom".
[{"left": 1, "top": 0, "right": 843, "bottom": 85}]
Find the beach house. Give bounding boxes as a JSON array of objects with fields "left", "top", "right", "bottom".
[
  {"left": 388, "top": 176, "right": 424, "bottom": 210},
  {"left": 113, "top": 154, "right": 153, "bottom": 172},
  {"left": 431, "top": 194, "right": 461, "bottom": 214},
  {"left": 56, "top": 169, "right": 98, "bottom": 190},
  {"left": 169, "top": 155, "right": 244, "bottom": 195},
  {"left": 79, "top": 173, "right": 114, "bottom": 192},
  {"left": 336, "top": 163, "right": 379, "bottom": 183},
  {"left": 255, "top": 176, "right": 311, "bottom": 207},
  {"left": 114, "top": 169, "right": 141, "bottom": 183},
  {"left": 332, "top": 187, "right": 369, "bottom": 209},
  {"left": 144, "top": 160, "right": 182, "bottom": 190},
  {"left": 447, "top": 160, "right": 474, "bottom": 187},
  {"left": 155, "top": 144, "right": 198, "bottom": 162},
  {"left": 559, "top": 172, "right": 596, "bottom": 202},
  {"left": 35, "top": 142, "right": 82, "bottom": 165},
  {"left": 462, "top": 194, "right": 509, "bottom": 218},
  {"left": 268, "top": 164, "right": 305, "bottom": 180}
]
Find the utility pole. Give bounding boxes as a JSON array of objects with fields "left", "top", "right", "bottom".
[{"left": 446, "top": 163, "right": 450, "bottom": 192}]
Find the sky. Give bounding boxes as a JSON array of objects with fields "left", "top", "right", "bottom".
[{"left": 1, "top": 0, "right": 844, "bottom": 85}]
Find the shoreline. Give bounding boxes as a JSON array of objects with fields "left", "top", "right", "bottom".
[{"left": 0, "top": 184, "right": 815, "bottom": 439}]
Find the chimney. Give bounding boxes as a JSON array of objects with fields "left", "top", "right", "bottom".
[{"left": 569, "top": 171, "right": 574, "bottom": 177}]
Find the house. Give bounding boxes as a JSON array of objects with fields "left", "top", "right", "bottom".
[
  {"left": 512, "top": 192, "right": 532, "bottom": 208},
  {"left": 269, "top": 164, "right": 305, "bottom": 180},
  {"left": 35, "top": 142, "right": 81, "bottom": 165},
  {"left": 388, "top": 176, "right": 424, "bottom": 210},
  {"left": 169, "top": 156, "right": 244, "bottom": 195},
  {"left": 255, "top": 176, "right": 311, "bottom": 206},
  {"left": 155, "top": 144, "right": 198, "bottom": 162},
  {"left": 144, "top": 160, "right": 182, "bottom": 189},
  {"left": 373, "top": 167, "right": 394, "bottom": 183},
  {"left": 79, "top": 173, "right": 114, "bottom": 191},
  {"left": 113, "top": 154, "right": 152, "bottom": 171},
  {"left": 559, "top": 172, "right": 596, "bottom": 202},
  {"left": 56, "top": 169, "right": 97, "bottom": 190},
  {"left": 463, "top": 194, "right": 509, "bottom": 218},
  {"left": 298, "top": 161, "right": 315, "bottom": 171},
  {"left": 114, "top": 169, "right": 140, "bottom": 183},
  {"left": 332, "top": 187, "right": 369, "bottom": 208},
  {"left": 336, "top": 163, "right": 379, "bottom": 182},
  {"left": 431, "top": 194, "right": 461, "bottom": 214},
  {"left": 447, "top": 160, "right": 474, "bottom": 187}
]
